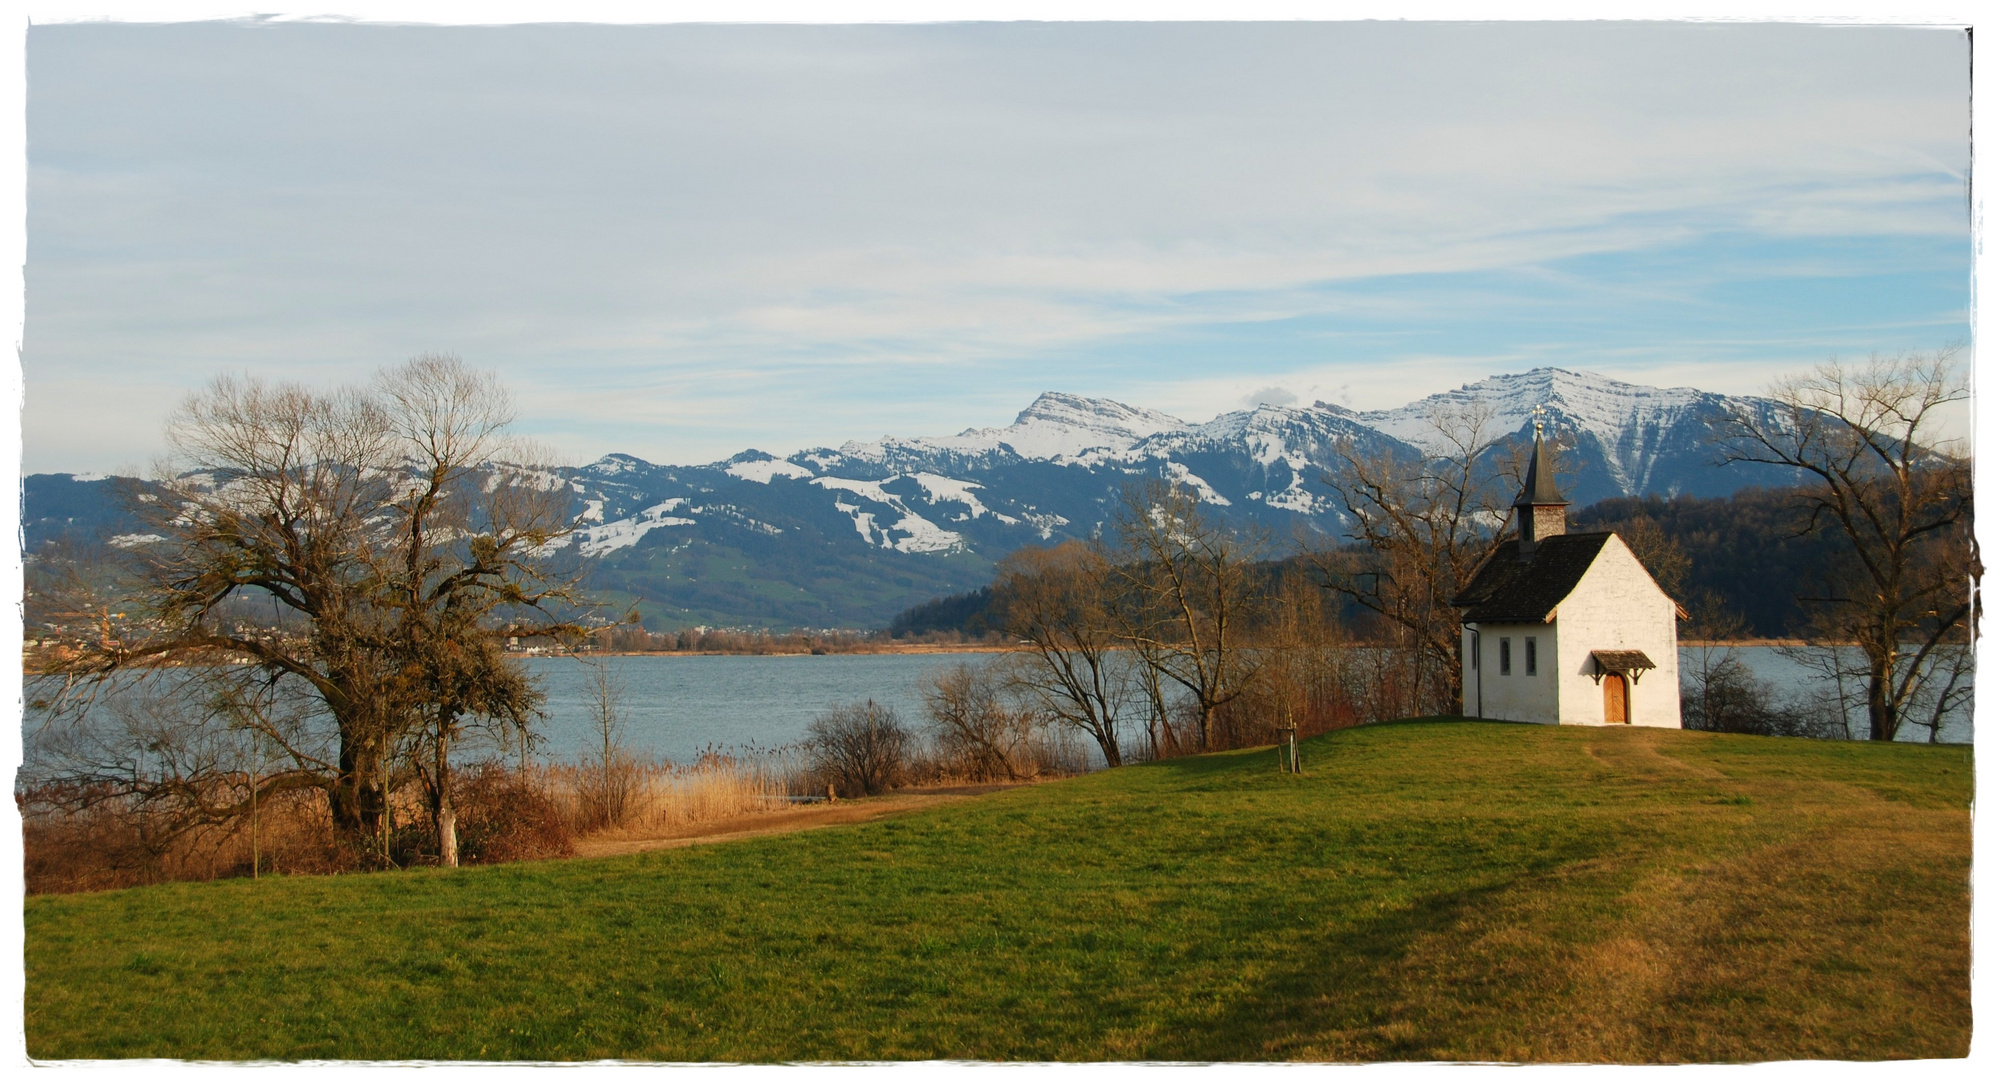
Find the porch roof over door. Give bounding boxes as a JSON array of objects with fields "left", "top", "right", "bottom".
[{"left": 1589, "top": 650, "right": 1656, "bottom": 684}]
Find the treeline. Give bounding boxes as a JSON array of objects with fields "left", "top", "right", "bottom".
[
  {"left": 588, "top": 625, "right": 914, "bottom": 654},
  {"left": 894, "top": 484, "right": 1856, "bottom": 643},
  {"left": 888, "top": 587, "right": 1005, "bottom": 638},
  {"left": 971, "top": 480, "right": 1448, "bottom": 766},
  {"left": 1570, "top": 487, "right": 1846, "bottom": 639}
]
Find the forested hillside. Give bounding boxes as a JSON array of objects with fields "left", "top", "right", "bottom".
[
  {"left": 891, "top": 485, "right": 1849, "bottom": 641},
  {"left": 1570, "top": 487, "right": 1847, "bottom": 638}
]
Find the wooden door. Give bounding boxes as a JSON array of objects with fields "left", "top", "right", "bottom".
[{"left": 1604, "top": 674, "right": 1630, "bottom": 724}]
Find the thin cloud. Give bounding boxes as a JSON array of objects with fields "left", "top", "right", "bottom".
[{"left": 21, "top": 20, "right": 1971, "bottom": 472}]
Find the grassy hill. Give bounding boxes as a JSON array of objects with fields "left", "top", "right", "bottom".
[{"left": 24, "top": 721, "right": 1971, "bottom": 1062}]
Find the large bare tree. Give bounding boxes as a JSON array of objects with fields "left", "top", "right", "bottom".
[
  {"left": 1106, "top": 479, "right": 1266, "bottom": 750},
  {"left": 995, "top": 540, "right": 1128, "bottom": 766},
  {"left": 374, "top": 356, "right": 579, "bottom": 865},
  {"left": 1710, "top": 347, "right": 1976, "bottom": 742},
  {"left": 1309, "top": 402, "right": 1520, "bottom": 716},
  {"left": 30, "top": 355, "right": 581, "bottom": 865}
]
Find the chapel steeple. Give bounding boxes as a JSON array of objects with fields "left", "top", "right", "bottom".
[{"left": 1514, "top": 405, "right": 1568, "bottom": 558}]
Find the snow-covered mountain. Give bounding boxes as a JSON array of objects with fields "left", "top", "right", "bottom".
[
  {"left": 23, "top": 368, "right": 1801, "bottom": 628},
  {"left": 1358, "top": 368, "right": 1793, "bottom": 504},
  {"left": 832, "top": 391, "right": 1193, "bottom": 466}
]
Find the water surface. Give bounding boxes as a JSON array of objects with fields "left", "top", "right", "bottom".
[
  {"left": 522, "top": 653, "right": 987, "bottom": 762},
  {"left": 523, "top": 646, "right": 1973, "bottom": 762}
]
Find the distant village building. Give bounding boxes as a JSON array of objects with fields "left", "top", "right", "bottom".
[{"left": 1451, "top": 419, "right": 1685, "bottom": 727}]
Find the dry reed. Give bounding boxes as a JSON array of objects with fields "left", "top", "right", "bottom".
[{"left": 537, "top": 753, "right": 794, "bottom": 836}]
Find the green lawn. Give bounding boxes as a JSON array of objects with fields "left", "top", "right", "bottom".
[{"left": 25, "top": 720, "right": 1972, "bottom": 1062}]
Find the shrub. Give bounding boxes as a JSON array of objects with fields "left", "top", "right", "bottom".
[
  {"left": 806, "top": 700, "right": 911, "bottom": 797},
  {"left": 20, "top": 784, "right": 354, "bottom": 894},
  {"left": 450, "top": 761, "right": 576, "bottom": 863},
  {"left": 1682, "top": 654, "right": 1839, "bottom": 738}
]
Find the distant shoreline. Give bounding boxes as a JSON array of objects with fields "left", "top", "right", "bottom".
[
  {"left": 559, "top": 639, "right": 1821, "bottom": 659},
  {"left": 21, "top": 639, "right": 1845, "bottom": 670},
  {"left": 20, "top": 641, "right": 1023, "bottom": 671},
  {"left": 547, "top": 643, "right": 1021, "bottom": 658},
  {"left": 1678, "top": 639, "right": 1816, "bottom": 648}
]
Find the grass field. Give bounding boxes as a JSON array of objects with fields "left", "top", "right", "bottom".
[{"left": 24, "top": 720, "right": 1972, "bottom": 1062}]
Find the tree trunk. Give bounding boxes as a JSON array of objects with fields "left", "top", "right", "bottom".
[
  {"left": 1868, "top": 658, "right": 1895, "bottom": 742},
  {"left": 438, "top": 807, "right": 458, "bottom": 868},
  {"left": 330, "top": 736, "right": 386, "bottom": 841},
  {"left": 1097, "top": 729, "right": 1122, "bottom": 768},
  {"left": 435, "top": 725, "right": 458, "bottom": 867}
]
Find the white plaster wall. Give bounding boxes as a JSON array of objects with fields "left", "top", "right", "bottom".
[
  {"left": 1548, "top": 534, "right": 1682, "bottom": 728},
  {"left": 1461, "top": 621, "right": 1560, "bottom": 724}
]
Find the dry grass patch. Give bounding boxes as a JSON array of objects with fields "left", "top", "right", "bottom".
[
  {"left": 540, "top": 756, "right": 791, "bottom": 838},
  {"left": 1269, "top": 728, "right": 1970, "bottom": 1062}
]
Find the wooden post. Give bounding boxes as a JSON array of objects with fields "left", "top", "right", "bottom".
[
  {"left": 249, "top": 729, "right": 259, "bottom": 880},
  {"left": 1277, "top": 726, "right": 1299, "bottom": 774}
]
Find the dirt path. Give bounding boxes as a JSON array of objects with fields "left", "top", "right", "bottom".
[
  {"left": 570, "top": 783, "right": 1026, "bottom": 859},
  {"left": 1582, "top": 727, "right": 1728, "bottom": 781}
]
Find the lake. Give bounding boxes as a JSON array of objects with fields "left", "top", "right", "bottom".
[
  {"left": 521, "top": 653, "right": 973, "bottom": 763},
  {"left": 1681, "top": 644, "right": 1974, "bottom": 745},
  {"left": 525, "top": 646, "right": 1974, "bottom": 763}
]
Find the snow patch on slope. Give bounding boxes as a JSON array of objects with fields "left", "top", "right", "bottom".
[
  {"left": 814, "top": 476, "right": 966, "bottom": 553},
  {"left": 910, "top": 473, "right": 992, "bottom": 520},
  {"left": 885, "top": 513, "right": 967, "bottom": 553},
  {"left": 570, "top": 499, "right": 694, "bottom": 556},
  {"left": 1164, "top": 462, "right": 1231, "bottom": 506},
  {"left": 586, "top": 454, "right": 651, "bottom": 476},
  {"left": 726, "top": 458, "right": 814, "bottom": 484}
]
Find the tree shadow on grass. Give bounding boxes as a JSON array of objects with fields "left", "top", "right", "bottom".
[{"left": 1150, "top": 876, "right": 1512, "bottom": 1062}]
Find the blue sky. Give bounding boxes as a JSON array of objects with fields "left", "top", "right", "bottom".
[{"left": 22, "top": 19, "right": 1970, "bottom": 473}]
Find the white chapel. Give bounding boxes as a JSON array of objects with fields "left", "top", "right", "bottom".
[{"left": 1450, "top": 421, "right": 1686, "bottom": 728}]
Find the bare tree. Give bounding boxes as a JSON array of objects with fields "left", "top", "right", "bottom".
[
  {"left": 994, "top": 541, "right": 1129, "bottom": 766},
  {"left": 1612, "top": 515, "right": 1689, "bottom": 600},
  {"left": 1710, "top": 348, "right": 1976, "bottom": 741},
  {"left": 1107, "top": 479, "right": 1266, "bottom": 750},
  {"left": 1901, "top": 634, "right": 1975, "bottom": 743},
  {"left": 31, "top": 356, "right": 581, "bottom": 865},
  {"left": 375, "top": 356, "right": 578, "bottom": 865},
  {"left": 1222, "top": 572, "right": 1360, "bottom": 742},
  {"left": 1310, "top": 402, "right": 1518, "bottom": 715},
  {"left": 919, "top": 662, "right": 1042, "bottom": 781},
  {"left": 1682, "top": 606, "right": 1789, "bottom": 735},
  {"left": 574, "top": 658, "right": 632, "bottom": 830}
]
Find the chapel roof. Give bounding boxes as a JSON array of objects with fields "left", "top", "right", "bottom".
[{"left": 1449, "top": 531, "right": 1615, "bottom": 623}]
